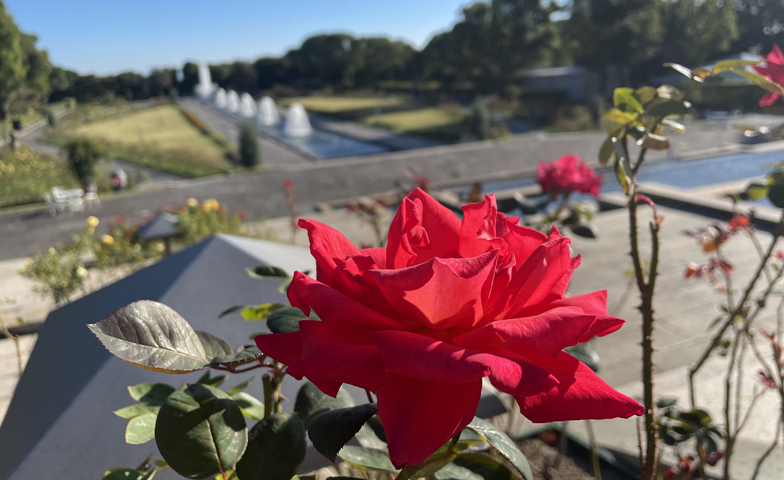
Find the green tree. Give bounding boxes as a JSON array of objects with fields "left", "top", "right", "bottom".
[
  {"left": 352, "top": 37, "right": 416, "bottom": 88},
  {"left": 286, "top": 33, "right": 358, "bottom": 88},
  {"left": 179, "top": 62, "right": 199, "bottom": 96},
  {"left": 0, "top": 0, "right": 26, "bottom": 120},
  {"left": 239, "top": 120, "right": 260, "bottom": 168},
  {"left": 227, "top": 61, "right": 258, "bottom": 94},
  {"left": 19, "top": 33, "right": 52, "bottom": 103},
  {"left": 253, "top": 57, "right": 290, "bottom": 90},
  {"left": 64, "top": 137, "right": 105, "bottom": 189}
]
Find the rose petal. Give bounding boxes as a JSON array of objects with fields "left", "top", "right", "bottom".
[
  {"left": 369, "top": 250, "right": 499, "bottom": 330},
  {"left": 299, "top": 219, "right": 361, "bottom": 294},
  {"left": 516, "top": 351, "right": 643, "bottom": 422},
  {"left": 285, "top": 321, "right": 387, "bottom": 393},
  {"left": 452, "top": 306, "right": 596, "bottom": 356},
  {"left": 361, "top": 247, "right": 387, "bottom": 267},
  {"left": 407, "top": 188, "right": 462, "bottom": 263},
  {"left": 459, "top": 194, "right": 506, "bottom": 258},
  {"left": 371, "top": 330, "right": 556, "bottom": 397},
  {"left": 543, "top": 254, "right": 581, "bottom": 302},
  {"left": 377, "top": 374, "right": 482, "bottom": 468},
  {"left": 516, "top": 290, "right": 624, "bottom": 342},
  {"left": 385, "top": 197, "right": 422, "bottom": 269},
  {"left": 491, "top": 227, "right": 572, "bottom": 319},
  {"left": 255, "top": 331, "right": 303, "bottom": 367},
  {"left": 287, "top": 272, "right": 406, "bottom": 329}
]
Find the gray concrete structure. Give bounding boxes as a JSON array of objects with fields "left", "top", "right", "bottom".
[{"left": 0, "top": 234, "right": 504, "bottom": 480}]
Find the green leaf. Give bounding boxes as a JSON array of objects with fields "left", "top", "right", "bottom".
[
  {"left": 435, "top": 463, "right": 483, "bottom": 480},
  {"left": 277, "top": 277, "right": 293, "bottom": 295},
  {"left": 768, "top": 184, "right": 784, "bottom": 208},
  {"left": 398, "top": 438, "right": 481, "bottom": 480},
  {"left": 294, "top": 382, "right": 355, "bottom": 426},
  {"left": 195, "top": 331, "right": 233, "bottom": 358},
  {"left": 211, "top": 346, "right": 264, "bottom": 367},
  {"left": 453, "top": 454, "right": 519, "bottom": 480},
  {"left": 246, "top": 265, "right": 290, "bottom": 279},
  {"left": 613, "top": 88, "right": 643, "bottom": 113},
  {"left": 267, "top": 306, "right": 319, "bottom": 333},
  {"left": 227, "top": 377, "right": 255, "bottom": 396},
  {"left": 114, "top": 403, "right": 161, "bottom": 419},
  {"left": 197, "top": 371, "right": 228, "bottom": 388},
  {"left": 611, "top": 137, "right": 632, "bottom": 196},
  {"left": 466, "top": 418, "right": 533, "bottom": 480},
  {"left": 567, "top": 223, "right": 599, "bottom": 239},
  {"left": 635, "top": 86, "right": 657, "bottom": 104},
  {"left": 355, "top": 423, "right": 388, "bottom": 450},
  {"left": 337, "top": 446, "right": 399, "bottom": 473},
  {"left": 88, "top": 301, "right": 209, "bottom": 373},
  {"left": 236, "top": 413, "right": 307, "bottom": 480},
  {"left": 126, "top": 413, "right": 157, "bottom": 445},
  {"left": 308, "top": 404, "right": 379, "bottom": 462},
  {"left": 242, "top": 303, "right": 287, "bottom": 321},
  {"left": 598, "top": 136, "right": 614, "bottom": 166},
  {"left": 128, "top": 383, "right": 176, "bottom": 403},
  {"left": 746, "top": 182, "right": 769, "bottom": 201},
  {"left": 647, "top": 100, "right": 689, "bottom": 117},
  {"left": 602, "top": 108, "right": 637, "bottom": 125},
  {"left": 730, "top": 70, "right": 784, "bottom": 95},
  {"left": 656, "top": 397, "right": 678, "bottom": 408},
  {"left": 712, "top": 59, "right": 761, "bottom": 73},
  {"left": 232, "top": 392, "right": 265, "bottom": 422},
  {"left": 156, "top": 384, "right": 248, "bottom": 479},
  {"left": 664, "top": 63, "right": 703, "bottom": 82}
]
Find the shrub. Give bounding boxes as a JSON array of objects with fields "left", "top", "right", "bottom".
[
  {"left": 468, "top": 99, "right": 491, "bottom": 140},
  {"left": 45, "top": 107, "right": 58, "bottom": 127},
  {"left": 63, "top": 137, "right": 105, "bottom": 189},
  {"left": 0, "top": 145, "right": 79, "bottom": 208},
  {"left": 239, "top": 120, "right": 260, "bottom": 167}
]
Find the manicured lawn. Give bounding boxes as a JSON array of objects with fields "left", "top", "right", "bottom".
[
  {"left": 280, "top": 96, "right": 403, "bottom": 114},
  {"left": 72, "top": 105, "right": 232, "bottom": 177},
  {"left": 363, "top": 107, "right": 465, "bottom": 133}
]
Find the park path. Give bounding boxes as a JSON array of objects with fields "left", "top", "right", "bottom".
[{"left": 2, "top": 105, "right": 781, "bottom": 262}]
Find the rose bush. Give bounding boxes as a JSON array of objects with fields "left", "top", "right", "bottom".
[
  {"left": 256, "top": 188, "right": 642, "bottom": 467},
  {"left": 538, "top": 154, "right": 602, "bottom": 198}
]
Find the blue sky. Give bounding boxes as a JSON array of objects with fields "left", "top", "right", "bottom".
[{"left": 6, "top": 0, "right": 472, "bottom": 75}]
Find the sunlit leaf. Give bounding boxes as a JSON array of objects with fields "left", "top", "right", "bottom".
[
  {"left": 731, "top": 70, "right": 784, "bottom": 95},
  {"left": 647, "top": 100, "right": 689, "bottom": 117},
  {"left": 126, "top": 413, "right": 157, "bottom": 445},
  {"left": 195, "top": 331, "right": 233, "bottom": 359},
  {"left": 466, "top": 418, "right": 533, "bottom": 480},
  {"left": 635, "top": 86, "right": 657, "bottom": 104},
  {"left": 232, "top": 392, "right": 265, "bottom": 422},
  {"left": 662, "top": 118, "right": 685, "bottom": 133},
  {"left": 453, "top": 454, "right": 520, "bottom": 480},
  {"left": 613, "top": 88, "right": 643, "bottom": 113},
  {"left": 88, "top": 301, "right": 209, "bottom": 373},
  {"left": 210, "top": 345, "right": 264, "bottom": 367},
  {"left": 664, "top": 63, "right": 703, "bottom": 82},
  {"left": 337, "top": 446, "right": 399, "bottom": 473},
  {"left": 603, "top": 108, "right": 637, "bottom": 125},
  {"left": 267, "top": 306, "right": 319, "bottom": 333},
  {"left": 638, "top": 133, "right": 670, "bottom": 151},
  {"left": 712, "top": 59, "right": 761, "bottom": 73},
  {"left": 747, "top": 182, "right": 769, "bottom": 201}
]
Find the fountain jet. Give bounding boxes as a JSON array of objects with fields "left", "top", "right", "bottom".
[
  {"left": 226, "top": 90, "right": 240, "bottom": 112},
  {"left": 284, "top": 103, "right": 313, "bottom": 137},
  {"left": 214, "top": 88, "right": 227, "bottom": 109},
  {"left": 240, "top": 93, "right": 256, "bottom": 118},
  {"left": 257, "top": 96, "right": 280, "bottom": 126}
]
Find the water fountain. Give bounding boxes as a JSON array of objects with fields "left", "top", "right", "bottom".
[
  {"left": 284, "top": 102, "right": 313, "bottom": 137},
  {"left": 226, "top": 90, "right": 240, "bottom": 113},
  {"left": 240, "top": 93, "right": 256, "bottom": 118},
  {"left": 257, "top": 96, "right": 280, "bottom": 126},
  {"left": 214, "top": 88, "right": 227, "bottom": 109},
  {"left": 195, "top": 61, "right": 217, "bottom": 99}
]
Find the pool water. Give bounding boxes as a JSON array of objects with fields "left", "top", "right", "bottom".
[{"left": 256, "top": 124, "right": 389, "bottom": 159}]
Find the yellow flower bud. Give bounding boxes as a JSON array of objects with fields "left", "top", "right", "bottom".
[
  {"left": 101, "top": 235, "right": 115, "bottom": 245},
  {"left": 76, "top": 266, "right": 88, "bottom": 278},
  {"left": 87, "top": 216, "right": 99, "bottom": 228}
]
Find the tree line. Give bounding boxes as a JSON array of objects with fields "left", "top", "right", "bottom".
[{"left": 2, "top": 0, "right": 784, "bottom": 116}]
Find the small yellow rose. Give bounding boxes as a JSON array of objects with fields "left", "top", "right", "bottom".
[
  {"left": 101, "top": 235, "right": 115, "bottom": 245},
  {"left": 76, "top": 266, "right": 88, "bottom": 278},
  {"left": 186, "top": 197, "right": 198, "bottom": 208},
  {"left": 87, "top": 216, "right": 99, "bottom": 228}
]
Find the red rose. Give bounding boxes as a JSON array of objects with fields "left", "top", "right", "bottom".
[
  {"left": 754, "top": 44, "right": 784, "bottom": 107},
  {"left": 256, "top": 189, "right": 642, "bottom": 467},
  {"left": 538, "top": 154, "right": 603, "bottom": 198}
]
